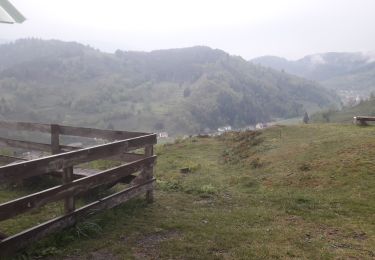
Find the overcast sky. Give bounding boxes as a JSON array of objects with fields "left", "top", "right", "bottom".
[{"left": 2, "top": 0, "right": 375, "bottom": 60}]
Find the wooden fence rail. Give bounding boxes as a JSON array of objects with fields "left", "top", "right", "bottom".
[
  {"left": 0, "top": 133, "right": 156, "bottom": 182},
  {"left": 353, "top": 116, "right": 375, "bottom": 125},
  {"left": 0, "top": 121, "right": 148, "bottom": 140},
  {"left": 0, "top": 121, "right": 157, "bottom": 258}
]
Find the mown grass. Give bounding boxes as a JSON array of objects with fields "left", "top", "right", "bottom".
[{"left": 1, "top": 124, "right": 374, "bottom": 259}]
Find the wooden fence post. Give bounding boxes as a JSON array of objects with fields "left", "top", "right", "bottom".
[
  {"left": 145, "top": 144, "right": 154, "bottom": 203},
  {"left": 50, "top": 124, "right": 60, "bottom": 155},
  {"left": 62, "top": 166, "right": 75, "bottom": 214},
  {"left": 51, "top": 124, "right": 75, "bottom": 213}
]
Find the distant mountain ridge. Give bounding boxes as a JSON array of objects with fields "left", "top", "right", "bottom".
[
  {"left": 251, "top": 52, "right": 375, "bottom": 97},
  {"left": 0, "top": 39, "right": 339, "bottom": 134},
  {"left": 0, "top": 39, "right": 9, "bottom": 45}
]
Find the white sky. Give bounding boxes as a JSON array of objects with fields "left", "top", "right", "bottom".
[{"left": 1, "top": 0, "right": 375, "bottom": 59}]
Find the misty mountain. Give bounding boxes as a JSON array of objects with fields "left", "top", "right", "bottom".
[
  {"left": 0, "top": 39, "right": 9, "bottom": 45},
  {"left": 321, "top": 62, "right": 375, "bottom": 95},
  {"left": 0, "top": 39, "right": 339, "bottom": 135},
  {"left": 252, "top": 52, "right": 375, "bottom": 97},
  {"left": 252, "top": 52, "right": 375, "bottom": 81}
]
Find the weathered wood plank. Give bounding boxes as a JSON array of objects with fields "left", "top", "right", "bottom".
[
  {"left": 62, "top": 166, "right": 75, "bottom": 214},
  {"left": 0, "top": 137, "right": 78, "bottom": 153},
  {"left": 58, "top": 125, "right": 148, "bottom": 140},
  {"left": 0, "top": 179, "right": 155, "bottom": 258},
  {"left": 0, "top": 121, "right": 50, "bottom": 133},
  {"left": 0, "top": 121, "right": 152, "bottom": 141},
  {"left": 0, "top": 136, "right": 52, "bottom": 152},
  {"left": 144, "top": 144, "right": 154, "bottom": 203},
  {"left": 354, "top": 116, "right": 375, "bottom": 126},
  {"left": 0, "top": 231, "right": 7, "bottom": 240},
  {"left": 50, "top": 124, "right": 60, "bottom": 154},
  {"left": 0, "top": 156, "right": 156, "bottom": 221},
  {"left": 0, "top": 154, "right": 26, "bottom": 164},
  {"left": 354, "top": 116, "right": 375, "bottom": 121},
  {"left": 0, "top": 134, "right": 157, "bottom": 182}
]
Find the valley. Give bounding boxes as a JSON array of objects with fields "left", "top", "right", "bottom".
[{"left": 0, "top": 39, "right": 339, "bottom": 136}]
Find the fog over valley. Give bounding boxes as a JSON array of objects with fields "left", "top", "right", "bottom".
[{"left": 2, "top": 0, "right": 375, "bottom": 60}]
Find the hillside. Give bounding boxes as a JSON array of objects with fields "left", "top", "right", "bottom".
[
  {"left": 0, "top": 39, "right": 339, "bottom": 135},
  {"left": 322, "top": 62, "right": 375, "bottom": 95},
  {"left": 312, "top": 97, "right": 375, "bottom": 123},
  {"left": 1, "top": 124, "right": 374, "bottom": 259},
  {"left": 252, "top": 52, "right": 375, "bottom": 98}
]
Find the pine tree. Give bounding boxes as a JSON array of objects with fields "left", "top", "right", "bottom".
[{"left": 303, "top": 112, "right": 309, "bottom": 124}]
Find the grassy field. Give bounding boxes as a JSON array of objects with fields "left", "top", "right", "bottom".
[{"left": 1, "top": 124, "right": 374, "bottom": 259}]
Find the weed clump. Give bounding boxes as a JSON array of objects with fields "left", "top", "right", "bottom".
[
  {"left": 179, "top": 162, "right": 202, "bottom": 174},
  {"left": 299, "top": 163, "right": 312, "bottom": 171},
  {"left": 199, "top": 184, "right": 217, "bottom": 195},
  {"left": 250, "top": 157, "right": 263, "bottom": 169},
  {"left": 157, "top": 179, "right": 183, "bottom": 192}
]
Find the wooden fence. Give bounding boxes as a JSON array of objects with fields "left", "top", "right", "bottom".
[
  {"left": 0, "top": 121, "right": 157, "bottom": 257},
  {"left": 353, "top": 116, "right": 375, "bottom": 125}
]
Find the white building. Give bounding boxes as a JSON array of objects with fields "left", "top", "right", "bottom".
[
  {"left": 355, "top": 95, "right": 361, "bottom": 105},
  {"left": 255, "top": 123, "right": 265, "bottom": 130},
  {"left": 158, "top": 132, "right": 169, "bottom": 138},
  {"left": 217, "top": 125, "right": 232, "bottom": 132}
]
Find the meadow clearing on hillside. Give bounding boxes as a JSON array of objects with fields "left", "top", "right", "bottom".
[{"left": 1, "top": 124, "right": 374, "bottom": 259}]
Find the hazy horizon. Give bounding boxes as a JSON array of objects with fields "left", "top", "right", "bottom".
[{"left": 1, "top": 0, "right": 375, "bottom": 60}]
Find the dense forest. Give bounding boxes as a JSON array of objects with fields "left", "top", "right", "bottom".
[{"left": 0, "top": 39, "right": 339, "bottom": 135}]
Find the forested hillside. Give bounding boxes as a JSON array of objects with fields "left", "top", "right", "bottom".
[{"left": 0, "top": 39, "right": 339, "bottom": 134}]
